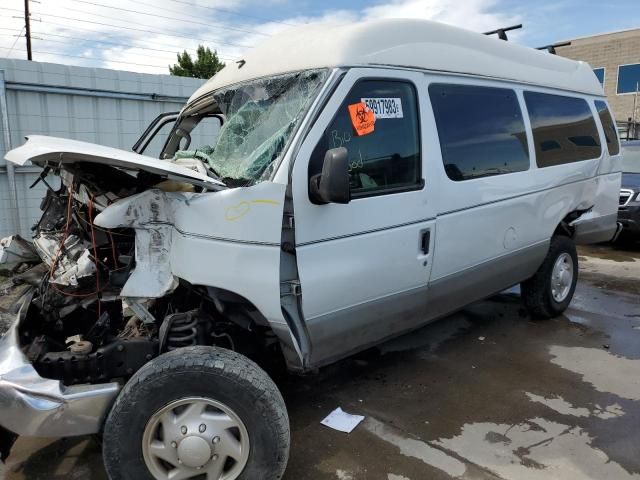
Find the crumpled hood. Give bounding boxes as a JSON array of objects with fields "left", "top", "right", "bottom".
[{"left": 4, "top": 135, "right": 225, "bottom": 190}]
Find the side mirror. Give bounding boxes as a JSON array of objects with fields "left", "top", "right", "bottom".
[{"left": 309, "top": 147, "right": 351, "bottom": 204}]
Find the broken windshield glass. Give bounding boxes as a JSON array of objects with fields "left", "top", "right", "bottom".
[{"left": 174, "top": 69, "right": 329, "bottom": 185}]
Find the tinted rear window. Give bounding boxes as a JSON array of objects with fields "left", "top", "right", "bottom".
[
  {"left": 594, "top": 100, "right": 620, "bottom": 155},
  {"left": 429, "top": 84, "right": 529, "bottom": 181},
  {"left": 524, "top": 92, "right": 601, "bottom": 167}
]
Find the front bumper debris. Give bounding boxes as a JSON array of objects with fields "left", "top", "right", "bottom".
[
  {"left": 0, "top": 292, "right": 121, "bottom": 459},
  {"left": 0, "top": 235, "right": 39, "bottom": 275}
]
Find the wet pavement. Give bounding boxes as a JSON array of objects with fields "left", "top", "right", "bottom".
[{"left": 1, "top": 242, "right": 639, "bottom": 480}]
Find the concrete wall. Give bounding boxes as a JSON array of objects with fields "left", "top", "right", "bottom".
[
  {"left": 556, "top": 28, "right": 640, "bottom": 124},
  {"left": 0, "top": 58, "right": 206, "bottom": 238}
]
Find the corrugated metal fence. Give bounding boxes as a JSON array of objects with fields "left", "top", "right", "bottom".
[{"left": 0, "top": 58, "right": 206, "bottom": 238}]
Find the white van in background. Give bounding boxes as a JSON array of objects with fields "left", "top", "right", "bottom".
[{"left": 0, "top": 18, "right": 621, "bottom": 480}]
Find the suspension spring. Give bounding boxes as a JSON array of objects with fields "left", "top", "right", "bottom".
[{"left": 165, "top": 311, "right": 198, "bottom": 350}]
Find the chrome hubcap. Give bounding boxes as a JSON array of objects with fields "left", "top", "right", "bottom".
[
  {"left": 142, "top": 397, "right": 250, "bottom": 480},
  {"left": 177, "top": 436, "right": 212, "bottom": 468},
  {"left": 551, "top": 253, "right": 574, "bottom": 302}
]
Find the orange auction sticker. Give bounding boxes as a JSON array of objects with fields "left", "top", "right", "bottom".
[{"left": 348, "top": 102, "right": 376, "bottom": 136}]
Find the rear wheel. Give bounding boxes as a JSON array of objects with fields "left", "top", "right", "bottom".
[
  {"left": 103, "top": 346, "right": 289, "bottom": 480},
  {"left": 521, "top": 235, "right": 578, "bottom": 319}
]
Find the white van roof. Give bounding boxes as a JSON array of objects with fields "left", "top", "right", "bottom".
[{"left": 187, "top": 19, "right": 603, "bottom": 105}]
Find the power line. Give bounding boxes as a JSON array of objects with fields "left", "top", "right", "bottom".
[
  {"left": 13, "top": 48, "right": 169, "bottom": 69},
  {"left": 67, "top": 0, "right": 269, "bottom": 37},
  {"left": 5, "top": 26, "right": 24, "bottom": 58},
  {"left": 1, "top": 7, "right": 253, "bottom": 49},
  {"left": 165, "top": 0, "right": 297, "bottom": 27},
  {"left": 0, "top": 27, "right": 24, "bottom": 34},
  {"left": 28, "top": 35, "right": 178, "bottom": 61},
  {"left": 33, "top": 11, "right": 253, "bottom": 49},
  {"left": 29, "top": 31, "right": 239, "bottom": 60},
  {"left": 27, "top": 35, "right": 237, "bottom": 63},
  {"left": 0, "top": 31, "right": 235, "bottom": 68},
  {"left": 19, "top": 20, "right": 238, "bottom": 59},
  {"left": 51, "top": 4, "right": 251, "bottom": 42}
]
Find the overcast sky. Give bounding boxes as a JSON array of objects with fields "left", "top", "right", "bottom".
[{"left": 0, "top": 0, "right": 638, "bottom": 74}]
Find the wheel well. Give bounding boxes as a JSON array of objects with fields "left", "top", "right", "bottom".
[
  {"left": 553, "top": 221, "right": 574, "bottom": 238},
  {"left": 554, "top": 207, "right": 591, "bottom": 239},
  {"left": 202, "top": 286, "right": 271, "bottom": 330},
  {"left": 194, "top": 286, "right": 288, "bottom": 371}
]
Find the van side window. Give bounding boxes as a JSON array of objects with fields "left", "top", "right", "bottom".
[
  {"left": 428, "top": 84, "right": 529, "bottom": 181},
  {"left": 594, "top": 100, "right": 620, "bottom": 155},
  {"left": 309, "top": 80, "right": 421, "bottom": 197},
  {"left": 524, "top": 92, "right": 602, "bottom": 167}
]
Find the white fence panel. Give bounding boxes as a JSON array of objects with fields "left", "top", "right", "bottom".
[{"left": 0, "top": 58, "right": 206, "bottom": 238}]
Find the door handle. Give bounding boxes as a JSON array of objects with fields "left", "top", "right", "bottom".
[{"left": 420, "top": 230, "right": 430, "bottom": 254}]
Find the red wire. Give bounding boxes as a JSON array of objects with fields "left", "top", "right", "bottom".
[
  {"left": 108, "top": 231, "right": 118, "bottom": 268},
  {"left": 48, "top": 185, "right": 74, "bottom": 278},
  {"left": 48, "top": 282, "right": 107, "bottom": 298},
  {"left": 47, "top": 186, "right": 106, "bottom": 303},
  {"left": 88, "top": 196, "right": 101, "bottom": 317}
]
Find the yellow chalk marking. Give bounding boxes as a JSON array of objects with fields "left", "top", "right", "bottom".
[{"left": 224, "top": 199, "right": 280, "bottom": 221}]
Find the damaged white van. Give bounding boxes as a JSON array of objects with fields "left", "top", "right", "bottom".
[{"left": 0, "top": 18, "right": 621, "bottom": 480}]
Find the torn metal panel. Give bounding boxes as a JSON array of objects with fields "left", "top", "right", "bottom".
[
  {"left": 0, "top": 236, "right": 39, "bottom": 274},
  {"left": 32, "top": 233, "right": 96, "bottom": 287},
  {"left": 94, "top": 189, "right": 177, "bottom": 298},
  {"left": 94, "top": 182, "right": 288, "bottom": 328},
  {"left": 124, "top": 298, "right": 157, "bottom": 325},
  {"left": 4, "top": 135, "right": 226, "bottom": 190}
]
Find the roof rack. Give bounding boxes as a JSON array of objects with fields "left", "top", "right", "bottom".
[
  {"left": 536, "top": 41, "right": 572, "bottom": 54},
  {"left": 483, "top": 24, "right": 522, "bottom": 41}
]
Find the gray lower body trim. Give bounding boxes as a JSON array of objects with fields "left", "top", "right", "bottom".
[
  {"left": 305, "top": 241, "right": 549, "bottom": 369},
  {"left": 572, "top": 213, "right": 618, "bottom": 245},
  {"left": 306, "top": 284, "right": 429, "bottom": 368},
  {"left": 424, "top": 240, "right": 549, "bottom": 321}
]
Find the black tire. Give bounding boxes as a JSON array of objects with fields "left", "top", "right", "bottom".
[
  {"left": 521, "top": 235, "right": 578, "bottom": 319},
  {"left": 103, "top": 346, "right": 289, "bottom": 480}
]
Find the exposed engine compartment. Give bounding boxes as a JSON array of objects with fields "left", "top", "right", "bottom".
[{"left": 3, "top": 161, "right": 277, "bottom": 386}]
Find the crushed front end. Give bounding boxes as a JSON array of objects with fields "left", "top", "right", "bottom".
[
  {"left": 0, "top": 291, "right": 120, "bottom": 460},
  {"left": 0, "top": 159, "right": 226, "bottom": 460}
]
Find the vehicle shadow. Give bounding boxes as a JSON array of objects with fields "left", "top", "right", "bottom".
[
  {"left": 612, "top": 237, "right": 640, "bottom": 253},
  {"left": 5, "top": 436, "right": 106, "bottom": 480}
]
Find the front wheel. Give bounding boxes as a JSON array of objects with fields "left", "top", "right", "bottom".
[
  {"left": 521, "top": 235, "right": 578, "bottom": 319},
  {"left": 103, "top": 346, "right": 290, "bottom": 480}
]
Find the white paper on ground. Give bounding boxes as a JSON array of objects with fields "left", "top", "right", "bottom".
[{"left": 321, "top": 407, "right": 365, "bottom": 433}]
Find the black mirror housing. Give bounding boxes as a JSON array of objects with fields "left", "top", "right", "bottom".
[{"left": 309, "top": 147, "right": 351, "bottom": 204}]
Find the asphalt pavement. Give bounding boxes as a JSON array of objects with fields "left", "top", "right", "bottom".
[{"left": 2, "top": 242, "right": 639, "bottom": 480}]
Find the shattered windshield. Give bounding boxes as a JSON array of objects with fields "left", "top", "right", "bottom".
[{"left": 175, "top": 69, "right": 329, "bottom": 185}]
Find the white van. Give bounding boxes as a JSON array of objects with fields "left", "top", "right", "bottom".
[{"left": 0, "top": 19, "right": 621, "bottom": 480}]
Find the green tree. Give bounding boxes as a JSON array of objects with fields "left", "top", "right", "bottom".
[{"left": 170, "top": 45, "right": 225, "bottom": 79}]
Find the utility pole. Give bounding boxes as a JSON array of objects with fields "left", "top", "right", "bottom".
[
  {"left": 633, "top": 82, "right": 639, "bottom": 139},
  {"left": 24, "top": 0, "right": 32, "bottom": 60}
]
